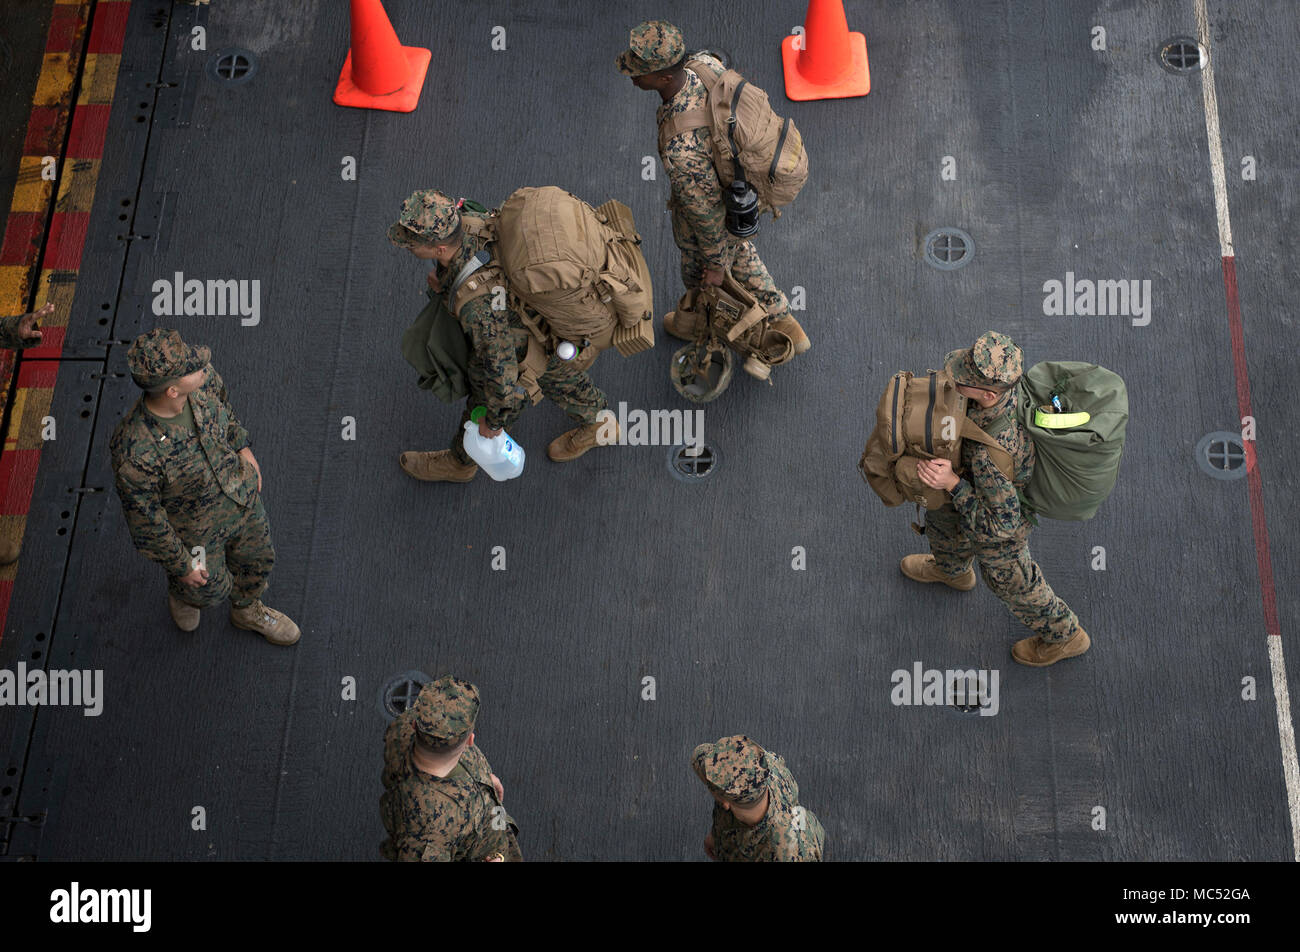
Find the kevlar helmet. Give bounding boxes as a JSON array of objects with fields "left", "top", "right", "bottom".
[{"left": 671, "top": 341, "right": 733, "bottom": 403}]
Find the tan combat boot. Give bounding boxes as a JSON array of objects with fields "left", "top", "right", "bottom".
[
  {"left": 768, "top": 314, "right": 810, "bottom": 354},
  {"left": 548, "top": 420, "right": 619, "bottom": 463},
  {"left": 663, "top": 309, "right": 703, "bottom": 342},
  {"left": 0, "top": 536, "right": 19, "bottom": 566},
  {"left": 899, "top": 554, "right": 977, "bottom": 591},
  {"left": 230, "top": 599, "right": 301, "bottom": 646},
  {"left": 168, "top": 593, "right": 200, "bottom": 632},
  {"left": 399, "top": 450, "right": 477, "bottom": 482},
  {"left": 1011, "top": 629, "right": 1091, "bottom": 667}
]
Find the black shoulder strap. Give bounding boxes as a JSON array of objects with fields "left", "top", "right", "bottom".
[
  {"left": 727, "top": 80, "right": 746, "bottom": 165},
  {"left": 769, "top": 117, "right": 791, "bottom": 182}
]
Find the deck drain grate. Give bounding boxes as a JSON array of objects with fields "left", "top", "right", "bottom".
[
  {"left": 378, "top": 670, "right": 432, "bottom": 721},
  {"left": 923, "top": 227, "right": 974, "bottom": 271},
  {"left": 1159, "top": 37, "right": 1204, "bottom": 74},
  {"left": 208, "top": 49, "right": 258, "bottom": 85},
  {"left": 947, "top": 677, "right": 986, "bottom": 715},
  {"left": 1195, "top": 431, "right": 1248, "bottom": 480},
  {"left": 668, "top": 444, "right": 719, "bottom": 482}
]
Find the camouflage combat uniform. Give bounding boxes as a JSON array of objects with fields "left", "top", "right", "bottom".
[
  {"left": 926, "top": 332, "right": 1081, "bottom": 643},
  {"left": 380, "top": 676, "right": 522, "bottom": 862},
  {"left": 0, "top": 313, "right": 39, "bottom": 350},
  {"left": 110, "top": 330, "right": 275, "bottom": 609},
  {"left": 618, "top": 23, "right": 791, "bottom": 321},
  {"left": 388, "top": 189, "right": 608, "bottom": 465},
  {"left": 692, "top": 735, "right": 825, "bottom": 862}
]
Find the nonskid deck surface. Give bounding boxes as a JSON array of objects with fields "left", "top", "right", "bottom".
[{"left": 0, "top": 0, "right": 1296, "bottom": 861}]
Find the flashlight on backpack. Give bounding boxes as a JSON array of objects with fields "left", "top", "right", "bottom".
[{"left": 724, "top": 178, "right": 761, "bottom": 238}]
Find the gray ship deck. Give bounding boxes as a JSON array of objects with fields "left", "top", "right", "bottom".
[{"left": 1, "top": 0, "right": 1297, "bottom": 862}]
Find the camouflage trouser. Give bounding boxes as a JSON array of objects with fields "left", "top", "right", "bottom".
[
  {"left": 924, "top": 506, "right": 1080, "bottom": 643},
  {"left": 672, "top": 207, "right": 790, "bottom": 319},
  {"left": 450, "top": 352, "right": 609, "bottom": 465},
  {"left": 167, "top": 494, "right": 275, "bottom": 609}
]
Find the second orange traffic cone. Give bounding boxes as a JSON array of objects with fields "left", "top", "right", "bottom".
[
  {"left": 781, "top": 0, "right": 871, "bottom": 101},
  {"left": 334, "top": 0, "right": 431, "bottom": 113}
]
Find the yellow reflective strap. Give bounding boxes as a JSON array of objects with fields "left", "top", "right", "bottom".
[{"left": 1034, "top": 407, "right": 1091, "bottom": 429}]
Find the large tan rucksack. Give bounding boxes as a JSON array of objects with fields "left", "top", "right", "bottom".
[
  {"left": 657, "top": 56, "right": 809, "bottom": 215},
  {"left": 458, "top": 187, "right": 655, "bottom": 360},
  {"left": 858, "top": 369, "right": 1014, "bottom": 529}
]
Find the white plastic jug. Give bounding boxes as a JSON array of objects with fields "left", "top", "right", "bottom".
[{"left": 462, "top": 407, "right": 525, "bottom": 481}]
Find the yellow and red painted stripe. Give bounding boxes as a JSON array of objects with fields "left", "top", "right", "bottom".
[{"left": 0, "top": 0, "right": 130, "bottom": 637}]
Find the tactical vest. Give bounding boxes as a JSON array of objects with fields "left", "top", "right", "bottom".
[{"left": 859, "top": 369, "right": 1014, "bottom": 515}]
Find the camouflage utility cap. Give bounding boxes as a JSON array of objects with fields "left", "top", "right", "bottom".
[
  {"left": 616, "top": 20, "right": 685, "bottom": 76},
  {"left": 946, "top": 331, "right": 1023, "bottom": 391},
  {"left": 388, "top": 189, "right": 460, "bottom": 250},
  {"left": 411, "top": 676, "right": 479, "bottom": 745},
  {"left": 128, "top": 328, "right": 210, "bottom": 390},
  {"left": 692, "top": 735, "right": 770, "bottom": 804}
]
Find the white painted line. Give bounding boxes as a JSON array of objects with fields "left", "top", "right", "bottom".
[
  {"left": 1269, "top": 638, "right": 1300, "bottom": 861},
  {"left": 1196, "top": 0, "right": 1300, "bottom": 861},
  {"left": 1195, "top": 0, "right": 1234, "bottom": 257}
]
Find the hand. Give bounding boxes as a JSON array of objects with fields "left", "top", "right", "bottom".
[
  {"left": 426, "top": 269, "right": 443, "bottom": 292},
  {"left": 239, "top": 446, "right": 262, "bottom": 492},
  {"left": 490, "top": 773, "right": 504, "bottom": 801},
  {"left": 478, "top": 420, "right": 501, "bottom": 439},
  {"left": 18, "top": 302, "right": 52, "bottom": 341},
  {"left": 482, "top": 853, "right": 505, "bottom": 862},
  {"left": 704, "top": 832, "right": 716, "bottom": 860},
  {"left": 179, "top": 566, "right": 209, "bottom": 588},
  {"left": 916, "top": 458, "right": 959, "bottom": 492},
  {"left": 702, "top": 268, "right": 725, "bottom": 287}
]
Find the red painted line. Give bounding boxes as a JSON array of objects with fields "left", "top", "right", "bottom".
[
  {"left": 1221, "top": 255, "right": 1281, "bottom": 641},
  {"left": 0, "top": 1, "right": 94, "bottom": 645},
  {"left": 0, "top": 582, "right": 12, "bottom": 635},
  {"left": 43, "top": 211, "right": 89, "bottom": 270},
  {"left": 87, "top": 1, "right": 130, "bottom": 55},
  {"left": 65, "top": 102, "right": 111, "bottom": 159},
  {"left": 46, "top": 4, "right": 83, "bottom": 53},
  {"left": 0, "top": 448, "right": 40, "bottom": 514},
  {"left": 23, "top": 105, "right": 65, "bottom": 155},
  {"left": 18, "top": 360, "right": 59, "bottom": 390},
  {"left": 25, "top": 325, "right": 68, "bottom": 359},
  {"left": 0, "top": 212, "right": 45, "bottom": 265}
]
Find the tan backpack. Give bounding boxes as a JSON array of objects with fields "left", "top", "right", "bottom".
[
  {"left": 459, "top": 187, "right": 655, "bottom": 359},
  {"left": 858, "top": 370, "right": 1014, "bottom": 528},
  {"left": 657, "top": 56, "right": 809, "bottom": 215}
]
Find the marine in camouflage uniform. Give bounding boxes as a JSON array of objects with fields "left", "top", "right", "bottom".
[
  {"left": 903, "top": 331, "right": 1090, "bottom": 667},
  {"left": 691, "top": 734, "right": 825, "bottom": 862},
  {"left": 388, "top": 189, "right": 613, "bottom": 482},
  {"left": 0, "top": 302, "right": 51, "bottom": 565},
  {"left": 380, "top": 676, "right": 522, "bottom": 862},
  {"left": 618, "top": 21, "right": 808, "bottom": 354},
  {"left": 109, "top": 329, "right": 300, "bottom": 645}
]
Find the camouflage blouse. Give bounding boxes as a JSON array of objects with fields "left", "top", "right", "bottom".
[
  {"left": 380, "top": 713, "right": 518, "bottom": 862},
  {"left": 710, "top": 751, "right": 825, "bottom": 862}
]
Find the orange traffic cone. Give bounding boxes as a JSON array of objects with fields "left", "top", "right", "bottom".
[
  {"left": 334, "top": 0, "right": 431, "bottom": 112},
  {"left": 781, "top": 0, "right": 870, "bottom": 101}
]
